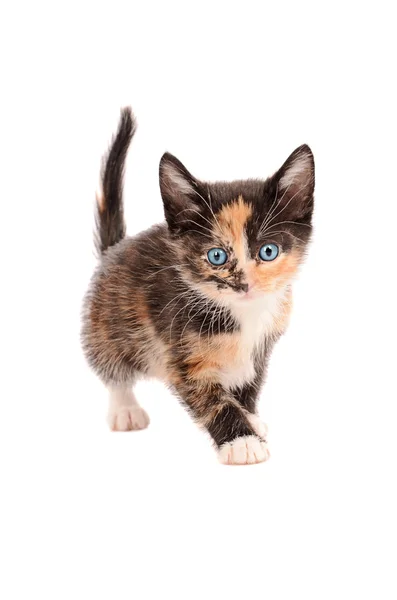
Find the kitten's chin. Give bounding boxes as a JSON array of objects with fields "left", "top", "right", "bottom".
[
  {"left": 234, "top": 287, "right": 266, "bottom": 302},
  {"left": 226, "top": 289, "right": 266, "bottom": 308},
  {"left": 231, "top": 285, "right": 289, "bottom": 309}
]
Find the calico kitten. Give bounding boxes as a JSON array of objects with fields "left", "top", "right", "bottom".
[{"left": 81, "top": 107, "right": 315, "bottom": 465}]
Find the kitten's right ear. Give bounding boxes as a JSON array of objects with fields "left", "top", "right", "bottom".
[
  {"left": 273, "top": 144, "right": 315, "bottom": 220},
  {"left": 159, "top": 152, "right": 203, "bottom": 232}
]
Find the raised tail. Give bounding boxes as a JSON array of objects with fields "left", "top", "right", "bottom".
[{"left": 95, "top": 107, "right": 136, "bottom": 255}]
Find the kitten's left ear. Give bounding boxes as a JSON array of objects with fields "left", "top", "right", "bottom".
[{"left": 274, "top": 144, "right": 315, "bottom": 219}]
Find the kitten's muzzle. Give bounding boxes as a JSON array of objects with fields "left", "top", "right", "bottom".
[{"left": 233, "top": 282, "right": 253, "bottom": 294}]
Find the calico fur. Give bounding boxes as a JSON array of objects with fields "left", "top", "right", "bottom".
[{"left": 81, "top": 107, "right": 315, "bottom": 465}]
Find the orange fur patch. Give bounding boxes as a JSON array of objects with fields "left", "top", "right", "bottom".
[
  {"left": 96, "top": 191, "right": 105, "bottom": 214},
  {"left": 214, "top": 196, "right": 252, "bottom": 261},
  {"left": 248, "top": 250, "right": 302, "bottom": 293},
  {"left": 274, "top": 287, "right": 293, "bottom": 334},
  {"left": 184, "top": 333, "right": 246, "bottom": 383},
  {"left": 185, "top": 345, "right": 222, "bottom": 382}
]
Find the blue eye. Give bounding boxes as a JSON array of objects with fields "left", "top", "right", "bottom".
[
  {"left": 207, "top": 248, "right": 228, "bottom": 266},
  {"left": 259, "top": 243, "right": 279, "bottom": 261}
]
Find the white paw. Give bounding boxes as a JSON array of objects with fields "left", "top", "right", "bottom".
[
  {"left": 108, "top": 406, "right": 150, "bottom": 432},
  {"left": 246, "top": 413, "right": 269, "bottom": 439},
  {"left": 218, "top": 435, "right": 270, "bottom": 465}
]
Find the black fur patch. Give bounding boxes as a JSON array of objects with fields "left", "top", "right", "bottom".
[{"left": 206, "top": 403, "right": 256, "bottom": 447}]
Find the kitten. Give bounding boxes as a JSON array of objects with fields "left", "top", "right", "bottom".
[{"left": 81, "top": 107, "right": 315, "bottom": 465}]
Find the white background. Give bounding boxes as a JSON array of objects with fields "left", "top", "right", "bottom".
[{"left": 1, "top": 1, "right": 396, "bottom": 598}]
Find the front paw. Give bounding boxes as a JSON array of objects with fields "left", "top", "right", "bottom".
[
  {"left": 218, "top": 435, "right": 270, "bottom": 465},
  {"left": 246, "top": 413, "right": 268, "bottom": 439}
]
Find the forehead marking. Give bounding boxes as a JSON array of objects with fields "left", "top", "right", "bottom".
[{"left": 214, "top": 196, "right": 252, "bottom": 262}]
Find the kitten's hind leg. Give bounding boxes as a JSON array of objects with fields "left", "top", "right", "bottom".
[{"left": 107, "top": 385, "right": 150, "bottom": 432}]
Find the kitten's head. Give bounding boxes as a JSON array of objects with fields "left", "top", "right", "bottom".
[{"left": 159, "top": 145, "right": 314, "bottom": 305}]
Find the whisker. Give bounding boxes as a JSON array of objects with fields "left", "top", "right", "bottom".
[
  {"left": 198, "top": 187, "right": 222, "bottom": 233},
  {"left": 257, "top": 182, "right": 281, "bottom": 235},
  {"left": 179, "top": 299, "right": 208, "bottom": 345},
  {"left": 197, "top": 299, "right": 212, "bottom": 351},
  {"left": 178, "top": 219, "right": 214, "bottom": 236},
  {"left": 260, "top": 230, "right": 308, "bottom": 244},
  {"left": 264, "top": 220, "right": 312, "bottom": 230},
  {"left": 257, "top": 182, "right": 293, "bottom": 235},
  {"left": 158, "top": 289, "right": 192, "bottom": 317},
  {"left": 146, "top": 264, "right": 190, "bottom": 278},
  {"left": 208, "top": 298, "right": 223, "bottom": 344},
  {"left": 260, "top": 182, "right": 311, "bottom": 235},
  {"left": 168, "top": 163, "right": 221, "bottom": 232},
  {"left": 175, "top": 207, "right": 215, "bottom": 230},
  {"left": 208, "top": 274, "right": 234, "bottom": 291},
  {"left": 180, "top": 229, "right": 213, "bottom": 240},
  {"left": 169, "top": 295, "right": 201, "bottom": 342}
]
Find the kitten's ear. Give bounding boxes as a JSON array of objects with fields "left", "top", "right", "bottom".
[
  {"left": 274, "top": 144, "right": 315, "bottom": 219},
  {"left": 159, "top": 152, "right": 203, "bottom": 232}
]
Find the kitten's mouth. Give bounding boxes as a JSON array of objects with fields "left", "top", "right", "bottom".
[{"left": 240, "top": 291, "right": 255, "bottom": 300}]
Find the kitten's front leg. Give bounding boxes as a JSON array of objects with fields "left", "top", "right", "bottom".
[
  {"left": 180, "top": 381, "right": 270, "bottom": 465},
  {"left": 232, "top": 351, "right": 271, "bottom": 440},
  {"left": 233, "top": 380, "right": 269, "bottom": 440}
]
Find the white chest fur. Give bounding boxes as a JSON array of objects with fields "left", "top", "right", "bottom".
[{"left": 219, "top": 289, "right": 286, "bottom": 390}]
